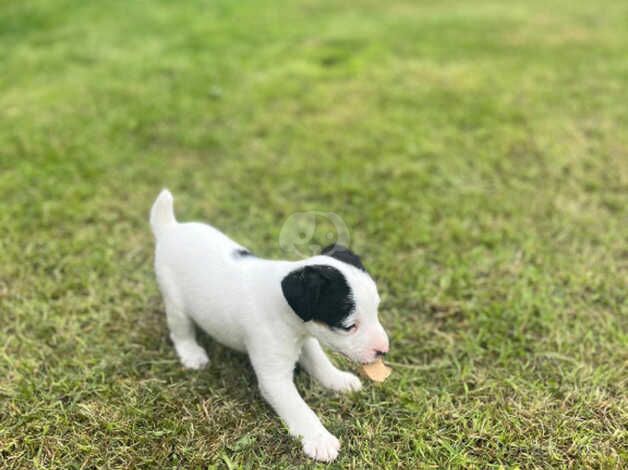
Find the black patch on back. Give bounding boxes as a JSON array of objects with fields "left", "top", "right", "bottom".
[
  {"left": 281, "top": 265, "right": 354, "bottom": 329},
  {"left": 234, "top": 248, "right": 254, "bottom": 258},
  {"left": 320, "top": 244, "right": 367, "bottom": 272}
]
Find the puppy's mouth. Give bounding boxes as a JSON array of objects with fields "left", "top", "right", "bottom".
[
  {"left": 336, "top": 351, "right": 376, "bottom": 365},
  {"left": 327, "top": 342, "right": 383, "bottom": 364},
  {"left": 360, "top": 357, "right": 382, "bottom": 365}
]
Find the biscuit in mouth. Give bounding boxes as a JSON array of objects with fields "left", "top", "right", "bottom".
[{"left": 359, "top": 358, "right": 392, "bottom": 382}]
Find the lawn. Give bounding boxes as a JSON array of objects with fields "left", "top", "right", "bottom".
[{"left": 1, "top": 0, "right": 627, "bottom": 467}]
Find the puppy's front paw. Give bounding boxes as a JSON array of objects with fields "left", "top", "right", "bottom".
[
  {"left": 302, "top": 431, "right": 340, "bottom": 462},
  {"left": 176, "top": 344, "right": 209, "bottom": 370},
  {"left": 322, "top": 370, "right": 362, "bottom": 393}
]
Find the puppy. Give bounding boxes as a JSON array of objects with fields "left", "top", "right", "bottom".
[{"left": 150, "top": 190, "right": 389, "bottom": 462}]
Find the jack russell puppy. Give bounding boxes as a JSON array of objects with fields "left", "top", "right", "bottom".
[{"left": 150, "top": 190, "right": 389, "bottom": 462}]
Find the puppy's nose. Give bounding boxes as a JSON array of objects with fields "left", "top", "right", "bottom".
[{"left": 373, "top": 335, "right": 389, "bottom": 356}]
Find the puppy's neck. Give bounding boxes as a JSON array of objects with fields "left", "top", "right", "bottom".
[{"left": 245, "top": 257, "right": 313, "bottom": 334}]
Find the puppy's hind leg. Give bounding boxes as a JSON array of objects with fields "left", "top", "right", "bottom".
[
  {"left": 299, "top": 338, "right": 361, "bottom": 393},
  {"left": 161, "top": 285, "right": 209, "bottom": 370}
]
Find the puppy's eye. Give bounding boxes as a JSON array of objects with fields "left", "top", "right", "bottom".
[{"left": 338, "top": 324, "right": 357, "bottom": 333}]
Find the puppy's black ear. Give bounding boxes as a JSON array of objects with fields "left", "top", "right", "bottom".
[
  {"left": 281, "top": 265, "right": 355, "bottom": 328},
  {"left": 281, "top": 266, "right": 326, "bottom": 322},
  {"left": 321, "top": 244, "right": 367, "bottom": 272}
]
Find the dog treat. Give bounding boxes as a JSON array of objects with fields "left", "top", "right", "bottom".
[{"left": 360, "top": 359, "right": 392, "bottom": 382}]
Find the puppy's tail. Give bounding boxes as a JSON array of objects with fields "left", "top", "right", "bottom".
[{"left": 150, "top": 189, "right": 176, "bottom": 238}]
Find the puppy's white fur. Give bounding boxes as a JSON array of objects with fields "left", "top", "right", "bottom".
[{"left": 150, "top": 190, "right": 388, "bottom": 462}]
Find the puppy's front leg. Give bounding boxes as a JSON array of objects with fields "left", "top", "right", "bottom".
[
  {"left": 299, "top": 338, "right": 362, "bottom": 393},
  {"left": 249, "top": 352, "right": 340, "bottom": 462}
]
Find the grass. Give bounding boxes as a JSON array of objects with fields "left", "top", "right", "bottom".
[{"left": 1, "top": 0, "right": 627, "bottom": 467}]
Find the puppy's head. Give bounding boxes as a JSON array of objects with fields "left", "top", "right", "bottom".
[{"left": 281, "top": 244, "right": 389, "bottom": 364}]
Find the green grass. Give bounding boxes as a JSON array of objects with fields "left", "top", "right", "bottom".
[{"left": 1, "top": 0, "right": 627, "bottom": 467}]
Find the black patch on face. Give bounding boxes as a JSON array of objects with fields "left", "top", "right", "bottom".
[
  {"left": 281, "top": 264, "right": 354, "bottom": 329},
  {"left": 234, "top": 248, "right": 254, "bottom": 258},
  {"left": 320, "top": 244, "right": 366, "bottom": 272}
]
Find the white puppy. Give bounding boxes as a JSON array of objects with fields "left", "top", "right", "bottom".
[{"left": 150, "top": 190, "right": 389, "bottom": 462}]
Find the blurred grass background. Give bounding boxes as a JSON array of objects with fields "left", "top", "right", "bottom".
[{"left": 1, "top": 0, "right": 626, "bottom": 467}]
